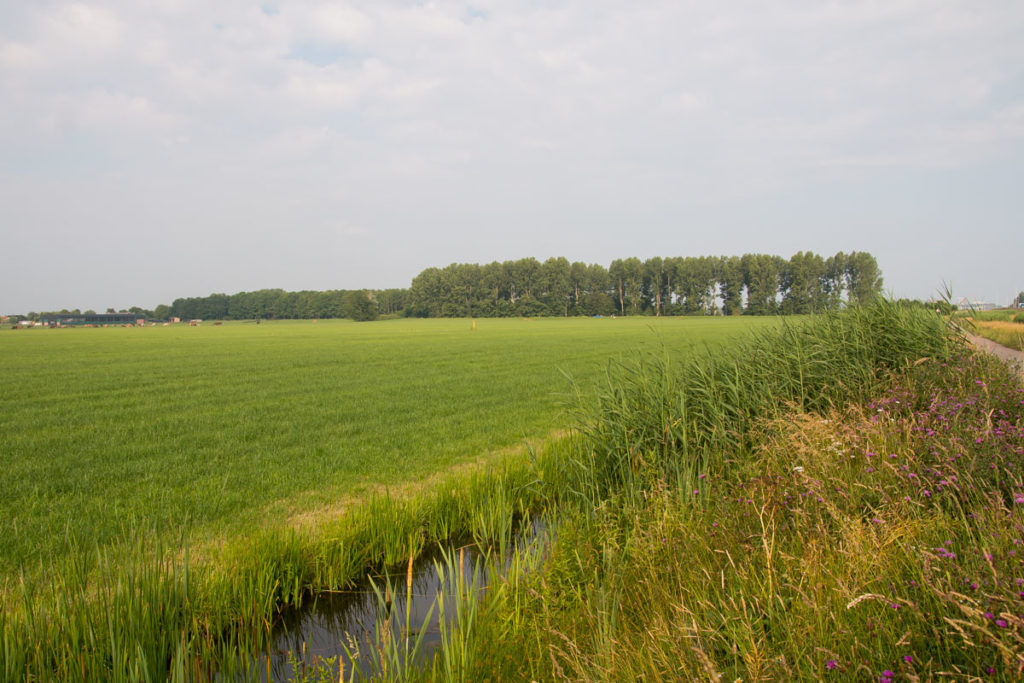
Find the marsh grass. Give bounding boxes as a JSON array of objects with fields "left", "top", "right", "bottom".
[
  {"left": 450, "top": 304, "right": 1024, "bottom": 681},
  {"left": 564, "top": 302, "right": 952, "bottom": 508}
]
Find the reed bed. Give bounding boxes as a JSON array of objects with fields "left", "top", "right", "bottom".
[{"left": 444, "top": 302, "right": 1024, "bottom": 681}]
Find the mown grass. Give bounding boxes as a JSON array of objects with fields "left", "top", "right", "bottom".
[{"left": 0, "top": 316, "right": 766, "bottom": 578}]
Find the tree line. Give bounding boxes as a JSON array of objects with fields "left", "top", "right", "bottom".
[
  {"left": 407, "top": 251, "right": 883, "bottom": 318},
  {"left": 16, "top": 251, "right": 884, "bottom": 322},
  {"left": 165, "top": 288, "right": 407, "bottom": 322}
]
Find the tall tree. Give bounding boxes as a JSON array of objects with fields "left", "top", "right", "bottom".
[
  {"left": 780, "top": 251, "right": 825, "bottom": 314},
  {"left": 540, "top": 257, "right": 572, "bottom": 316},
  {"left": 845, "top": 251, "right": 884, "bottom": 304},
  {"left": 644, "top": 257, "right": 669, "bottom": 316},
  {"left": 742, "top": 254, "right": 781, "bottom": 315},
  {"left": 344, "top": 290, "right": 378, "bottom": 321},
  {"left": 717, "top": 255, "right": 744, "bottom": 316},
  {"left": 823, "top": 252, "right": 847, "bottom": 309},
  {"left": 408, "top": 267, "right": 443, "bottom": 317}
]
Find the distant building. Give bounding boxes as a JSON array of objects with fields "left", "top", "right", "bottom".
[
  {"left": 955, "top": 297, "right": 1000, "bottom": 312},
  {"left": 39, "top": 312, "right": 142, "bottom": 326}
]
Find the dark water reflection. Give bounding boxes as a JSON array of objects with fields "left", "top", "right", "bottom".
[{"left": 256, "top": 519, "right": 547, "bottom": 682}]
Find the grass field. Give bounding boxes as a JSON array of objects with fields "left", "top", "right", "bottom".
[
  {"left": 0, "top": 316, "right": 767, "bottom": 577},
  {"left": 10, "top": 303, "right": 1016, "bottom": 682}
]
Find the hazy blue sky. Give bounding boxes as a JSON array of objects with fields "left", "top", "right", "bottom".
[{"left": 2, "top": 1, "right": 1023, "bottom": 313}]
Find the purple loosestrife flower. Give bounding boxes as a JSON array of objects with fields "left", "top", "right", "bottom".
[
  {"left": 996, "top": 619, "right": 1008, "bottom": 628},
  {"left": 903, "top": 655, "right": 913, "bottom": 664},
  {"left": 826, "top": 660, "right": 838, "bottom": 670}
]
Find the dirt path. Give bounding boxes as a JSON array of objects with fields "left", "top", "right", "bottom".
[{"left": 968, "top": 332, "right": 1024, "bottom": 375}]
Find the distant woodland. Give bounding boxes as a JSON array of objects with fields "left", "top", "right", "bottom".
[
  {"left": 29, "top": 251, "right": 884, "bottom": 321},
  {"left": 406, "top": 251, "right": 882, "bottom": 319}
]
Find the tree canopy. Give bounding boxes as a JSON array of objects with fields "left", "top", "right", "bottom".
[
  {"left": 23, "top": 251, "right": 885, "bottom": 321},
  {"left": 405, "top": 251, "right": 882, "bottom": 318}
]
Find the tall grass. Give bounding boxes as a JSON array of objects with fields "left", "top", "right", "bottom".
[
  {"left": 448, "top": 301, "right": 1024, "bottom": 681},
  {"left": 563, "top": 302, "right": 953, "bottom": 508}
]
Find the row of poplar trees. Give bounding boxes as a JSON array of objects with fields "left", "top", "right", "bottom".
[{"left": 407, "top": 251, "right": 883, "bottom": 318}]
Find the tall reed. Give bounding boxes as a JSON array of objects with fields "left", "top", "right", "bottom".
[{"left": 564, "top": 301, "right": 955, "bottom": 507}]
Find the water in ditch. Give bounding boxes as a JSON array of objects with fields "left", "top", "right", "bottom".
[{"left": 252, "top": 518, "right": 548, "bottom": 682}]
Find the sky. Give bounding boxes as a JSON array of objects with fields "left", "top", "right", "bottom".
[{"left": 1, "top": 1, "right": 1023, "bottom": 314}]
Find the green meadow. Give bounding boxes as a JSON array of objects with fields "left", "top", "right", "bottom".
[
  {"left": 6, "top": 304, "right": 1023, "bottom": 682},
  {"left": 0, "top": 316, "right": 766, "bottom": 576}
]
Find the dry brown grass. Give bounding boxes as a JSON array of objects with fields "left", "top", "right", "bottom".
[{"left": 973, "top": 321, "right": 1024, "bottom": 351}]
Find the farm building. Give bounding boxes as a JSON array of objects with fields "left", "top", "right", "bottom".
[
  {"left": 39, "top": 313, "right": 143, "bottom": 326},
  {"left": 955, "top": 297, "right": 1000, "bottom": 312}
]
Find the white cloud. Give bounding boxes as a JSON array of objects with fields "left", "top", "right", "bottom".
[{"left": 1, "top": 0, "right": 1023, "bottom": 311}]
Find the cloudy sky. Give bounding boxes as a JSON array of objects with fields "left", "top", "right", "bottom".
[{"left": 2, "top": 1, "right": 1023, "bottom": 313}]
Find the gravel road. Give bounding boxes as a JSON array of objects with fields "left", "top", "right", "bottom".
[{"left": 968, "top": 333, "right": 1024, "bottom": 375}]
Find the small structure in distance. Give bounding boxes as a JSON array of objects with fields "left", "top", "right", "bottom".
[{"left": 39, "top": 313, "right": 144, "bottom": 327}]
